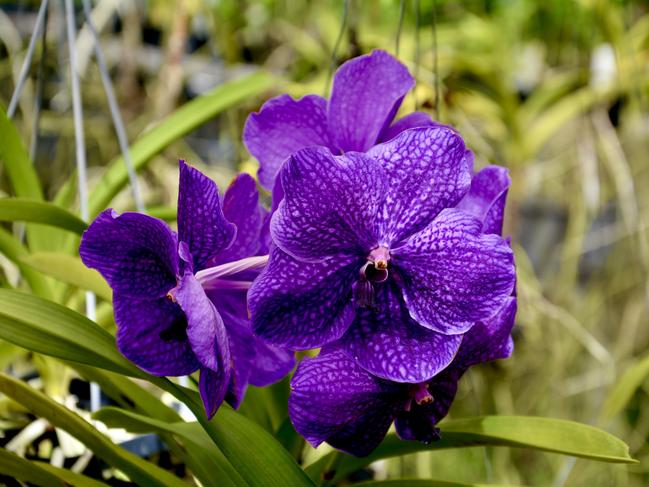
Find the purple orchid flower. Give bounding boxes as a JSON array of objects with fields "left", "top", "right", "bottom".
[
  {"left": 288, "top": 167, "right": 517, "bottom": 457},
  {"left": 244, "top": 49, "right": 438, "bottom": 191},
  {"left": 249, "top": 126, "right": 516, "bottom": 384},
  {"left": 80, "top": 161, "right": 294, "bottom": 418}
]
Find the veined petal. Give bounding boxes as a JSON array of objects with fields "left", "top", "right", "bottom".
[
  {"left": 272, "top": 148, "right": 386, "bottom": 261},
  {"left": 289, "top": 348, "right": 403, "bottom": 456},
  {"left": 199, "top": 367, "right": 230, "bottom": 419},
  {"left": 328, "top": 50, "right": 414, "bottom": 152},
  {"left": 378, "top": 112, "right": 440, "bottom": 143},
  {"left": 249, "top": 248, "right": 360, "bottom": 350},
  {"left": 368, "top": 126, "right": 472, "bottom": 245},
  {"left": 213, "top": 173, "right": 265, "bottom": 265},
  {"left": 454, "top": 297, "right": 517, "bottom": 369},
  {"left": 393, "top": 208, "right": 516, "bottom": 335},
  {"left": 456, "top": 166, "right": 511, "bottom": 235},
  {"left": 340, "top": 283, "right": 463, "bottom": 383},
  {"left": 172, "top": 271, "right": 231, "bottom": 417},
  {"left": 243, "top": 94, "right": 335, "bottom": 190},
  {"left": 113, "top": 294, "right": 199, "bottom": 376},
  {"left": 178, "top": 161, "right": 236, "bottom": 270},
  {"left": 221, "top": 311, "right": 255, "bottom": 409},
  {"left": 80, "top": 210, "right": 178, "bottom": 299},
  {"left": 394, "top": 369, "right": 461, "bottom": 442}
]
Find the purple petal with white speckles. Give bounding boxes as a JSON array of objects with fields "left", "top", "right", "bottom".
[
  {"left": 249, "top": 247, "right": 360, "bottom": 349},
  {"left": 340, "top": 282, "right": 463, "bottom": 382},
  {"left": 393, "top": 208, "right": 516, "bottom": 335},
  {"left": 378, "top": 112, "right": 440, "bottom": 143},
  {"left": 80, "top": 210, "right": 178, "bottom": 299},
  {"left": 272, "top": 148, "right": 386, "bottom": 261},
  {"left": 178, "top": 161, "right": 236, "bottom": 270},
  {"left": 289, "top": 348, "right": 403, "bottom": 456},
  {"left": 368, "top": 126, "right": 472, "bottom": 245},
  {"left": 244, "top": 94, "right": 335, "bottom": 190},
  {"left": 113, "top": 294, "right": 199, "bottom": 376},
  {"left": 456, "top": 166, "right": 511, "bottom": 235},
  {"left": 213, "top": 173, "right": 265, "bottom": 265},
  {"left": 328, "top": 50, "right": 414, "bottom": 152}
]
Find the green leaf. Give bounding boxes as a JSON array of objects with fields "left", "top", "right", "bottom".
[
  {"left": 34, "top": 462, "right": 110, "bottom": 487},
  {"left": 169, "top": 386, "right": 315, "bottom": 487},
  {"left": 0, "top": 227, "right": 52, "bottom": 298},
  {"left": 73, "top": 365, "right": 180, "bottom": 422},
  {"left": 94, "top": 407, "right": 247, "bottom": 487},
  {"left": 0, "top": 289, "right": 312, "bottom": 487},
  {"left": 0, "top": 198, "right": 87, "bottom": 235},
  {"left": 352, "top": 480, "right": 512, "bottom": 487},
  {"left": 306, "top": 416, "right": 635, "bottom": 485},
  {"left": 0, "top": 448, "right": 109, "bottom": 487},
  {"left": 602, "top": 352, "right": 649, "bottom": 421},
  {"left": 0, "top": 448, "right": 67, "bottom": 487},
  {"left": 0, "top": 106, "right": 55, "bottom": 252},
  {"left": 0, "top": 289, "right": 140, "bottom": 377},
  {"left": 0, "top": 107, "right": 44, "bottom": 202},
  {"left": 147, "top": 205, "right": 177, "bottom": 222},
  {"left": 88, "top": 71, "right": 274, "bottom": 217},
  {"left": 21, "top": 252, "right": 112, "bottom": 301},
  {"left": 0, "top": 373, "right": 187, "bottom": 487}
]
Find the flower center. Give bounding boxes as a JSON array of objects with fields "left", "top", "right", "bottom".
[
  {"left": 410, "top": 382, "right": 434, "bottom": 406},
  {"left": 353, "top": 246, "right": 391, "bottom": 308}
]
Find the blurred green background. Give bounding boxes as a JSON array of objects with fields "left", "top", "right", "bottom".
[{"left": 1, "top": 0, "right": 648, "bottom": 485}]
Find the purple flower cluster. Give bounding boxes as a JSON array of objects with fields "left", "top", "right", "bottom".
[{"left": 80, "top": 50, "right": 517, "bottom": 456}]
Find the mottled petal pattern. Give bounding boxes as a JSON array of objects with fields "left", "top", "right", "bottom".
[
  {"left": 328, "top": 50, "right": 414, "bottom": 152},
  {"left": 244, "top": 94, "right": 334, "bottom": 190},
  {"left": 341, "top": 283, "right": 463, "bottom": 382},
  {"left": 178, "top": 161, "right": 236, "bottom": 269},
  {"left": 454, "top": 297, "right": 517, "bottom": 369},
  {"left": 221, "top": 311, "right": 255, "bottom": 409},
  {"left": 214, "top": 173, "right": 265, "bottom": 265},
  {"left": 80, "top": 210, "right": 178, "bottom": 298},
  {"left": 113, "top": 294, "right": 199, "bottom": 376},
  {"left": 249, "top": 248, "right": 360, "bottom": 349},
  {"left": 456, "top": 166, "right": 511, "bottom": 235},
  {"left": 368, "top": 126, "right": 472, "bottom": 245},
  {"left": 378, "top": 112, "right": 439, "bottom": 143},
  {"left": 393, "top": 208, "right": 516, "bottom": 334},
  {"left": 272, "top": 148, "right": 386, "bottom": 261},
  {"left": 289, "top": 348, "right": 403, "bottom": 454},
  {"left": 172, "top": 271, "right": 230, "bottom": 375}
]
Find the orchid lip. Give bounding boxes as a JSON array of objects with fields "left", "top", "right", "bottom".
[{"left": 411, "top": 382, "right": 434, "bottom": 406}]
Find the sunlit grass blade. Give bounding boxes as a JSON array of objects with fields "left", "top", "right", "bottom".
[
  {"left": 602, "top": 352, "right": 649, "bottom": 421},
  {"left": 351, "top": 480, "right": 515, "bottom": 487}
]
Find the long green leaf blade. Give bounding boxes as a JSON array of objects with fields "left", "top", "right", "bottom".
[
  {"left": 0, "top": 289, "right": 139, "bottom": 376},
  {"left": 21, "top": 252, "right": 111, "bottom": 301},
  {"left": 88, "top": 71, "right": 274, "bottom": 216},
  {"left": 94, "top": 407, "right": 247, "bottom": 487},
  {"left": 0, "top": 373, "right": 186, "bottom": 487},
  {"left": 306, "top": 416, "right": 635, "bottom": 484},
  {"left": 0, "top": 198, "right": 87, "bottom": 235}
]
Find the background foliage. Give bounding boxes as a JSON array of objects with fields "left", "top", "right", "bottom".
[{"left": 0, "top": 0, "right": 647, "bottom": 485}]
